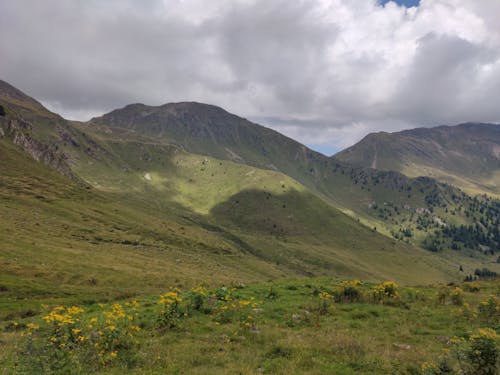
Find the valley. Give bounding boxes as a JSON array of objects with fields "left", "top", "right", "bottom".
[{"left": 0, "top": 80, "right": 498, "bottom": 374}]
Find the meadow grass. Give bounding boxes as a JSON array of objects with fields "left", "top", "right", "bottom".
[{"left": 1, "top": 278, "right": 498, "bottom": 374}]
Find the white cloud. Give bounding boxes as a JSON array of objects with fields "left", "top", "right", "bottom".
[{"left": 1, "top": 0, "right": 499, "bottom": 151}]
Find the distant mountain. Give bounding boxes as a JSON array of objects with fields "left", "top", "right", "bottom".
[{"left": 335, "top": 123, "right": 500, "bottom": 196}]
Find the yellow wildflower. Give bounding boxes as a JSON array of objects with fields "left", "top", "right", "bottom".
[{"left": 26, "top": 322, "right": 39, "bottom": 330}]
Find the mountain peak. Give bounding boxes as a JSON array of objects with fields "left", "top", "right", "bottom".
[
  {"left": 0, "top": 79, "right": 34, "bottom": 102},
  {"left": 335, "top": 122, "right": 500, "bottom": 195},
  {"left": 0, "top": 79, "right": 53, "bottom": 115}
]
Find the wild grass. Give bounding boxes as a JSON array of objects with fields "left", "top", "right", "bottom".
[{"left": 1, "top": 278, "right": 498, "bottom": 374}]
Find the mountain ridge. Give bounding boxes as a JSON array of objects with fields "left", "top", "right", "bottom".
[{"left": 335, "top": 122, "right": 500, "bottom": 196}]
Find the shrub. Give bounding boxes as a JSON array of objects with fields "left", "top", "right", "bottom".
[
  {"left": 463, "top": 283, "right": 480, "bottom": 293},
  {"left": 420, "top": 359, "right": 454, "bottom": 375},
  {"left": 212, "top": 294, "right": 258, "bottom": 328},
  {"left": 474, "top": 268, "right": 498, "bottom": 279},
  {"left": 157, "top": 290, "right": 183, "bottom": 329},
  {"left": 450, "top": 287, "right": 464, "bottom": 306},
  {"left": 478, "top": 295, "right": 499, "bottom": 321},
  {"left": 186, "top": 286, "right": 208, "bottom": 313},
  {"left": 465, "top": 329, "right": 499, "bottom": 375},
  {"left": 436, "top": 287, "right": 449, "bottom": 305},
  {"left": 18, "top": 303, "right": 140, "bottom": 373},
  {"left": 459, "top": 303, "right": 477, "bottom": 320},
  {"left": 452, "top": 329, "right": 499, "bottom": 375},
  {"left": 214, "top": 286, "right": 231, "bottom": 301},
  {"left": 317, "top": 291, "right": 334, "bottom": 315},
  {"left": 372, "top": 281, "right": 399, "bottom": 303},
  {"left": 334, "top": 279, "right": 363, "bottom": 303}
]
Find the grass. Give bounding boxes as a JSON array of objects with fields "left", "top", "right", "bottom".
[{"left": 1, "top": 278, "right": 498, "bottom": 374}]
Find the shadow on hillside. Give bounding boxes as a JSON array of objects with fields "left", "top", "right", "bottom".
[{"left": 208, "top": 188, "right": 344, "bottom": 238}]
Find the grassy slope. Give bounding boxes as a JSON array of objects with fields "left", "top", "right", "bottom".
[
  {"left": 66, "top": 133, "right": 467, "bottom": 284},
  {"left": 0, "top": 117, "right": 478, "bottom": 323},
  {"left": 87, "top": 103, "right": 500, "bottom": 256},
  {"left": 0, "top": 138, "right": 291, "bottom": 319},
  {"left": 335, "top": 124, "right": 500, "bottom": 197},
  {"left": 0, "top": 81, "right": 496, "bottom": 322}
]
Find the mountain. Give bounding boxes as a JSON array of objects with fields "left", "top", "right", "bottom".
[
  {"left": 87, "top": 102, "right": 500, "bottom": 259},
  {"left": 335, "top": 123, "right": 500, "bottom": 196},
  {"left": 4, "top": 80, "right": 482, "bottom": 318}
]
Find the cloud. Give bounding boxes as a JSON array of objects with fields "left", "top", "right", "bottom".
[{"left": 1, "top": 0, "right": 499, "bottom": 151}]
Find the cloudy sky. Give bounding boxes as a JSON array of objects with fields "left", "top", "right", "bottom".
[{"left": 1, "top": 0, "right": 500, "bottom": 154}]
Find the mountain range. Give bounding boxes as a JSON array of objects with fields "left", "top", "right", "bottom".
[{"left": 0, "top": 79, "right": 498, "bottom": 313}]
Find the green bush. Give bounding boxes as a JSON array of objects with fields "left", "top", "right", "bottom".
[
  {"left": 451, "top": 329, "right": 499, "bottom": 375},
  {"left": 334, "top": 279, "right": 363, "bottom": 303},
  {"left": 450, "top": 287, "right": 464, "bottom": 306}
]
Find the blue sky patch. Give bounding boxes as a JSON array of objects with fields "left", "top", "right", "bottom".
[{"left": 380, "top": 0, "right": 420, "bottom": 7}]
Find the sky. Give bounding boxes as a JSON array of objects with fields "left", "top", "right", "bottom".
[
  {"left": 1, "top": 0, "right": 500, "bottom": 155},
  {"left": 381, "top": 0, "right": 420, "bottom": 7}
]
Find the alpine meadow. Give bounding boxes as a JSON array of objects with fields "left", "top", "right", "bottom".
[{"left": 0, "top": 1, "right": 499, "bottom": 374}]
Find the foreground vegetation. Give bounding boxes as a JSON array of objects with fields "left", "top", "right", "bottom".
[{"left": 1, "top": 278, "right": 498, "bottom": 374}]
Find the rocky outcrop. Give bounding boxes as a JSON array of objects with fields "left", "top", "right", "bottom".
[{"left": 3, "top": 117, "right": 79, "bottom": 181}]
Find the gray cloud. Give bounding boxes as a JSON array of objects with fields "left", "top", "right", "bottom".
[{"left": 1, "top": 0, "right": 500, "bottom": 153}]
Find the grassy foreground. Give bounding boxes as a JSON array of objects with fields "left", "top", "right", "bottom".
[{"left": 1, "top": 278, "right": 498, "bottom": 374}]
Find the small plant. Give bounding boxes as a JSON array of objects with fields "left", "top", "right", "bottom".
[
  {"left": 212, "top": 293, "right": 258, "bottom": 326},
  {"left": 372, "top": 281, "right": 399, "bottom": 303},
  {"left": 334, "top": 279, "right": 363, "bottom": 303},
  {"left": 420, "top": 355, "right": 454, "bottom": 375},
  {"left": 459, "top": 302, "right": 477, "bottom": 320},
  {"left": 451, "top": 329, "right": 499, "bottom": 375},
  {"left": 186, "top": 286, "right": 208, "bottom": 313},
  {"left": 215, "top": 286, "right": 231, "bottom": 301},
  {"left": 436, "top": 287, "right": 449, "bottom": 305},
  {"left": 463, "top": 282, "right": 480, "bottom": 293},
  {"left": 478, "top": 295, "right": 499, "bottom": 321},
  {"left": 157, "top": 290, "right": 183, "bottom": 329},
  {"left": 18, "top": 303, "right": 140, "bottom": 373},
  {"left": 466, "top": 329, "right": 499, "bottom": 375},
  {"left": 450, "top": 287, "right": 464, "bottom": 306},
  {"left": 317, "top": 291, "right": 334, "bottom": 315},
  {"left": 266, "top": 286, "right": 279, "bottom": 300}
]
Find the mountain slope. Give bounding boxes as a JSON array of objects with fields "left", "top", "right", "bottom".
[
  {"left": 3, "top": 80, "right": 481, "bottom": 321},
  {"left": 335, "top": 123, "right": 500, "bottom": 196},
  {"left": 88, "top": 102, "right": 500, "bottom": 260}
]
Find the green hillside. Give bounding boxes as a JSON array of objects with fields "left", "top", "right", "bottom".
[
  {"left": 3, "top": 77, "right": 498, "bottom": 260},
  {"left": 335, "top": 124, "right": 500, "bottom": 197},
  {"left": 87, "top": 101, "right": 500, "bottom": 260},
  {"left": 1, "top": 80, "right": 499, "bottom": 375},
  {"left": 3, "top": 79, "right": 488, "bottom": 325}
]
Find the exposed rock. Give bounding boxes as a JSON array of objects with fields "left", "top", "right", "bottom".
[
  {"left": 5, "top": 118, "right": 79, "bottom": 181},
  {"left": 56, "top": 125, "right": 80, "bottom": 147}
]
